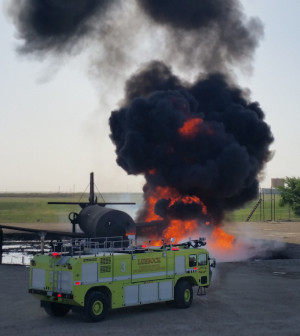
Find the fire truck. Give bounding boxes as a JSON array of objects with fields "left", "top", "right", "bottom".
[{"left": 29, "top": 236, "right": 216, "bottom": 322}]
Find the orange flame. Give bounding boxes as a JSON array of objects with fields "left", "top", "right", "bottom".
[
  {"left": 178, "top": 117, "right": 214, "bottom": 138},
  {"left": 144, "top": 186, "right": 206, "bottom": 223},
  {"left": 144, "top": 195, "right": 163, "bottom": 222},
  {"left": 209, "top": 226, "right": 235, "bottom": 250},
  {"left": 142, "top": 185, "right": 235, "bottom": 252},
  {"left": 179, "top": 118, "right": 203, "bottom": 138},
  {"left": 143, "top": 219, "right": 199, "bottom": 247},
  {"left": 163, "top": 219, "right": 198, "bottom": 242}
]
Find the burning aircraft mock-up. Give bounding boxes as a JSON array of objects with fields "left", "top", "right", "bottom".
[{"left": 48, "top": 172, "right": 136, "bottom": 239}]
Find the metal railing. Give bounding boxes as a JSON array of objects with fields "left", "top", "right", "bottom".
[{"left": 53, "top": 236, "right": 131, "bottom": 255}]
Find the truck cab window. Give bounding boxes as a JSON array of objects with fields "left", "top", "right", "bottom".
[
  {"left": 198, "top": 253, "right": 207, "bottom": 266},
  {"left": 189, "top": 254, "right": 197, "bottom": 267}
]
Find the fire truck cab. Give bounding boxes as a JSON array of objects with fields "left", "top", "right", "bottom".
[{"left": 29, "top": 237, "right": 216, "bottom": 322}]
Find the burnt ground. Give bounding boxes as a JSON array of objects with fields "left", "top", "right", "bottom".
[{"left": 0, "top": 221, "right": 300, "bottom": 335}]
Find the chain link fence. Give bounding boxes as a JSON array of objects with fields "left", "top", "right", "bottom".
[{"left": 233, "top": 188, "right": 300, "bottom": 222}]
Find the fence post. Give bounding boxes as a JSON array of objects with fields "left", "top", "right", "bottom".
[
  {"left": 262, "top": 189, "right": 265, "bottom": 222},
  {"left": 274, "top": 191, "right": 276, "bottom": 221},
  {"left": 270, "top": 187, "right": 273, "bottom": 221},
  {"left": 259, "top": 189, "right": 262, "bottom": 221},
  {"left": 0, "top": 228, "right": 3, "bottom": 265}
]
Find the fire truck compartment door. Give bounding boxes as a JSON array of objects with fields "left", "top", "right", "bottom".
[
  {"left": 124, "top": 281, "right": 173, "bottom": 306},
  {"left": 159, "top": 280, "right": 173, "bottom": 300},
  {"left": 31, "top": 269, "right": 46, "bottom": 289},
  {"left": 175, "top": 256, "right": 186, "bottom": 274},
  {"left": 57, "top": 271, "right": 72, "bottom": 292},
  {"left": 81, "top": 263, "right": 98, "bottom": 284},
  {"left": 124, "top": 285, "right": 139, "bottom": 306}
]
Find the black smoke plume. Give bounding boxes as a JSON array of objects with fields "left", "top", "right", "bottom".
[
  {"left": 109, "top": 0, "right": 270, "bottom": 228},
  {"left": 8, "top": 0, "right": 116, "bottom": 54},
  {"left": 110, "top": 64, "right": 274, "bottom": 223},
  {"left": 138, "top": 0, "right": 263, "bottom": 74},
  {"left": 7, "top": 0, "right": 273, "bottom": 230},
  {"left": 125, "top": 61, "right": 183, "bottom": 103},
  {"left": 8, "top": 0, "right": 263, "bottom": 76}
]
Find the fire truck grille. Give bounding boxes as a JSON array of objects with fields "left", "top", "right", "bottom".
[
  {"left": 100, "top": 257, "right": 111, "bottom": 265},
  {"left": 100, "top": 265, "right": 111, "bottom": 273}
]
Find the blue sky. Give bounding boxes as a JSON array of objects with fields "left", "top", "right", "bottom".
[
  {"left": 0, "top": 0, "right": 299, "bottom": 192},
  {"left": 240, "top": 0, "right": 300, "bottom": 188}
]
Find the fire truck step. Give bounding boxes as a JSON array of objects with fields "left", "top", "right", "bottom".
[{"left": 197, "top": 287, "right": 206, "bottom": 296}]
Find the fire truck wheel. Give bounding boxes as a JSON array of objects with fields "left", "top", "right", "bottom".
[
  {"left": 84, "top": 291, "right": 108, "bottom": 322},
  {"left": 174, "top": 280, "right": 193, "bottom": 308},
  {"left": 43, "top": 302, "right": 70, "bottom": 317}
]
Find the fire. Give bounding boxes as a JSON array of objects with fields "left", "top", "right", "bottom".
[
  {"left": 179, "top": 118, "right": 203, "bottom": 138},
  {"left": 163, "top": 219, "right": 198, "bottom": 242},
  {"left": 143, "top": 219, "right": 199, "bottom": 247},
  {"left": 178, "top": 117, "right": 214, "bottom": 138},
  {"left": 143, "top": 186, "right": 206, "bottom": 222},
  {"left": 169, "top": 195, "right": 207, "bottom": 213},
  {"left": 142, "top": 185, "right": 235, "bottom": 252},
  {"left": 143, "top": 186, "right": 207, "bottom": 245},
  {"left": 144, "top": 195, "right": 163, "bottom": 222},
  {"left": 209, "top": 226, "right": 235, "bottom": 250}
]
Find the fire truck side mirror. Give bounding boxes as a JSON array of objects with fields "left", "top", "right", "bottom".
[{"left": 210, "top": 258, "right": 216, "bottom": 268}]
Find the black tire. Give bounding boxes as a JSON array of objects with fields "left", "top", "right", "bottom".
[
  {"left": 43, "top": 302, "right": 70, "bottom": 317},
  {"left": 83, "top": 291, "right": 109, "bottom": 322},
  {"left": 174, "top": 280, "right": 193, "bottom": 308},
  {"left": 68, "top": 212, "right": 79, "bottom": 224}
]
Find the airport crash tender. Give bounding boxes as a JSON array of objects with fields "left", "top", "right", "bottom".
[{"left": 29, "top": 236, "right": 216, "bottom": 322}]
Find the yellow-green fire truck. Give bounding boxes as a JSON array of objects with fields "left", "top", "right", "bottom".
[{"left": 29, "top": 237, "right": 216, "bottom": 322}]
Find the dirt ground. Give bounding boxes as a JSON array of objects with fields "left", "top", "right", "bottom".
[
  {"left": 0, "top": 221, "right": 300, "bottom": 336},
  {"left": 2, "top": 220, "right": 300, "bottom": 244},
  {"left": 224, "top": 221, "right": 300, "bottom": 245}
]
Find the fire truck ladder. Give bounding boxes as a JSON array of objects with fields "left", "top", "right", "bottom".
[{"left": 245, "top": 198, "right": 262, "bottom": 222}]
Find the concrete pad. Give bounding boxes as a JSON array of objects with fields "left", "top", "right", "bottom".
[
  {"left": 1, "top": 221, "right": 300, "bottom": 335},
  {"left": 0, "top": 259, "right": 299, "bottom": 336}
]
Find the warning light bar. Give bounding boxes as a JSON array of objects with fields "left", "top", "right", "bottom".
[{"left": 52, "top": 252, "right": 62, "bottom": 257}]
